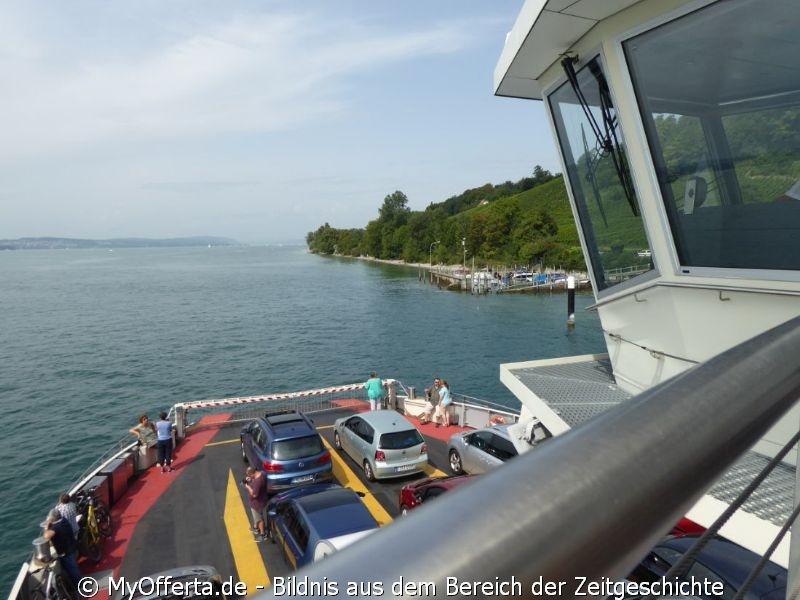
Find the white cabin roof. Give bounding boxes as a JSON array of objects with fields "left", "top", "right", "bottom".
[{"left": 494, "top": 0, "right": 640, "bottom": 100}]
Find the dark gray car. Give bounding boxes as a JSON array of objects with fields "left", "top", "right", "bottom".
[{"left": 447, "top": 424, "right": 518, "bottom": 475}]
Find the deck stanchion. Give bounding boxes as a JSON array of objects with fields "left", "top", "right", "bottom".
[
  {"left": 174, "top": 405, "right": 186, "bottom": 439},
  {"left": 386, "top": 381, "right": 396, "bottom": 410}
]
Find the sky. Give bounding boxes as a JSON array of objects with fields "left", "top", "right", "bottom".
[{"left": 0, "top": 0, "right": 558, "bottom": 244}]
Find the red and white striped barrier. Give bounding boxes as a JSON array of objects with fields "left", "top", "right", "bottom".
[{"left": 176, "top": 379, "right": 396, "bottom": 411}]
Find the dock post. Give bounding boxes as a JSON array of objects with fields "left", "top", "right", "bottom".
[{"left": 567, "top": 275, "right": 576, "bottom": 328}]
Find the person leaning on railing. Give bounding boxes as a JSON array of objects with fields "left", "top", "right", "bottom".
[
  {"left": 129, "top": 414, "right": 157, "bottom": 448},
  {"left": 43, "top": 509, "right": 81, "bottom": 589}
]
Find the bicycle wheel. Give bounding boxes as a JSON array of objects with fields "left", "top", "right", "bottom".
[
  {"left": 86, "top": 536, "right": 103, "bottom": 563},
  {"left": 95, "top": 505, "right": 113, "bottom": 538},
  {"left": 54, "top": 574, "right": 76, "bottom": 600}
]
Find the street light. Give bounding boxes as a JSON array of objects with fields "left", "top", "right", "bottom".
[
  {"left": 429, "top": 240, "right": 440, "bottom": 282},
  {"left": 462, "top": 238, "right": 466, "bottom": 271}
]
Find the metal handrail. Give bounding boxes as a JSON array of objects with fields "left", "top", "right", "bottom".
[{"left": 253, "top": 314, "right": 800, "bottom": 599}]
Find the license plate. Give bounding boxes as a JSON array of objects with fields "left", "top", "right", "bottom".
[
  {"left": 395, "top": 465, "right": 415, "bottom": 473},
  {"left": 292, "top": 475, "right": 314, "bottom": 483}
]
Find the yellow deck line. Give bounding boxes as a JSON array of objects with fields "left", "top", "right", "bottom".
[
  {"left": 420, "top": 463, "right": 448, "bottom": 478},
  {"left": 319, "top": 436, "right": 393, "bottom": 526},
  {"left": 223, "top": 470, "right": 270, "bottom": 594},
  {"left": 206, "top": 439, "right": 240, "bottom": 447}
]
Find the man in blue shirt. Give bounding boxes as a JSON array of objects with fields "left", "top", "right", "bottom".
[{"left": 155, "top": 411, "right": 175, "bottom": 473}]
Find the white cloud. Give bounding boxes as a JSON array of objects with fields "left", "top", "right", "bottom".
[{"left": 0, "top": 5, "right": 472, "bottom": 162}]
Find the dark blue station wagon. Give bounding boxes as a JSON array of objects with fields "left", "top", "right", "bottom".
[{"left": 240, "top": 411, "right": 333, "bottom": 493}]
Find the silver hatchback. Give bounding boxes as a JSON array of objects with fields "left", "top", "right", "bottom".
[
  {"left": 333, "top": 412, "right": 428, "bottom": 481},
  {"left": 447, "top": 425, "right": 518, "bottom": 475}
]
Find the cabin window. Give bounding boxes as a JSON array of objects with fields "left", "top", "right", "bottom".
[
  {"left": 548, "top": 56, "right": 651, "bottom": 292},
  {"left": 624, "top": 0, "right": 800, "bottom": 273}
]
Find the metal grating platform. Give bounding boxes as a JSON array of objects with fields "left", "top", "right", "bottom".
[
  {"left": 507, "top": 356, "right": 795, "bottom": 528},
  {"left": 511, "top": 358, "right": 631, "bottom": 427}
]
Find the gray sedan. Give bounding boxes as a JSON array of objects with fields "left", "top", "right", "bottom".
[
  {"left": 447, "top": 425, "right": 518, "bottom": 475},
  {"left": 333, "top": 411, "right": 428, "bottom": 481}
]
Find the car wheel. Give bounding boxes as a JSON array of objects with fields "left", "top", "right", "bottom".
[
  {"left": 363, "top": 460, "right": 376, "bottom": 482},
  {"left": 400, "top": 504, "right": 409, "bottom": 516},
  {"left": 334, "top": 431, "right": 342, "bottom": 450},
  {"left": 240, "top": 441, "right": 247, "bottom": 463},
  {"left": 449, "top": 449, "right": 463, "bottom": 474}
]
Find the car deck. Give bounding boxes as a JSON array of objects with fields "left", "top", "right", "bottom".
[{"left": 84, "top": 404, "right": 470, "bottom": 598}]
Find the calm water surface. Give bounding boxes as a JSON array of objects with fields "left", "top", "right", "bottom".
[{"left": 0, "top": 246, "right": 604, "bottom": 593}]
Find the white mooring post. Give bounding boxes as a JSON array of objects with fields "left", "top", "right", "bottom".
[{"left": 567, "top": 275, "right": 576, "bottom": 328}]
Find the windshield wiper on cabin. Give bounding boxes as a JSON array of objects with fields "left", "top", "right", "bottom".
[{"left": 561, "top": 56, "right": 639, "bottom": 220}]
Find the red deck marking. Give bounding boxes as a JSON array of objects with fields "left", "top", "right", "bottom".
[
  {"left": 83, "top": 414, "right": 232, "bottom": 599},
  {"left": 409, "top": 418, "right": 471, "bottom": 443}
]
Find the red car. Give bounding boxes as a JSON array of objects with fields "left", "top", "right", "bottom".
[
  {"left": 398, "top": 474, "right": 475, "bottom": 515},
  {"left": 671, "top": 516, "right": 706, "bottom": 537}
]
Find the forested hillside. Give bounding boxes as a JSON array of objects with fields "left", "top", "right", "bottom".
[{"left": 306, "top": 167, "right": 587, "bottom": 270}]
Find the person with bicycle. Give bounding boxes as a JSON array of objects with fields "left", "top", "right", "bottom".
[
  {"left": 43, "top": 509, "right": 81, "bottom": 588},
  {"left": 155, "top": 411, "right": 175, "bottom": 473}
]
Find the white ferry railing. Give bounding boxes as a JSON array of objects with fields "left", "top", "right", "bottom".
[{"left": 252, "top": 314, "right": 800, "bottom": 600}]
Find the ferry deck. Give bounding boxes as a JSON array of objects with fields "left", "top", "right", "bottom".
[{"left": 71, "top": 396, "right": 484, "bottom": 597}]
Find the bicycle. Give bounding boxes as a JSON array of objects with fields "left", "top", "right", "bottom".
[
  {"left": 27, "top": 556, "right": 76, "bottom": 600},
  {"left": 73, "top": 488, "right": 112, "bottom": 563},
  {"left": 74, "top": 488, "right": 112, "bottom": 538}
]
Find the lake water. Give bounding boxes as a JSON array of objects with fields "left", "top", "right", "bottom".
[{"left": 0, "top": 246, "right": 604, "bottom": 594}]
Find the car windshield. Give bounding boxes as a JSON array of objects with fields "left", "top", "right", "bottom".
[
  {"left": 272, "top": 435, "right": 324, "bottom": 460},
  {"left": 379, "top": 429, "right": 424, "bottom": 450}
]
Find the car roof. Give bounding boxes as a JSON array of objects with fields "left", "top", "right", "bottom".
[
  {"left": 260, "top": 412, "right": 316, "bottom": 440},
  {"left": 660, "top": 536, "right": 787, "bottom": 594},
  {"left": 354, "top": 411, "right": 416, "bottom": 431},
  {"left": 297, "top": 488, "right": 378, "bottom": 539}
]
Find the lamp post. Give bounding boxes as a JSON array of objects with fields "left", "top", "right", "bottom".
[
  {"left": 462, "top": 238, "right": 467, "bottom": 291},
  {"left": 429, "top": 240, "right": 440, "bottom": 283}
]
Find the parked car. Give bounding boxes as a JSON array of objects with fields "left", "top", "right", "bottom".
[
  {"left": 398, "top": 474, "right": 475, "bottom": 515},
  {"left": 240, "top": 410, "right": 333, "bottom": 493},
  {"left": 267, "top": 483, "right": 379, "bottom": 570},
  {"left": 628, "top": 535, "right": 787, "bottom": 600},
  {"left": 333, "top": 411, "right": 427, "bottom": 481},
  {"left": 447, "top": 424, "right": 518, "bottom": 475},
  {"left": 671, "top": 516, "right": 706, "bottom": 537}
]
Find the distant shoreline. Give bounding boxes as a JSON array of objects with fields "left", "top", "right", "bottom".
[{"left": 0, "top": 236, "right": 239, "bottom": 251}]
